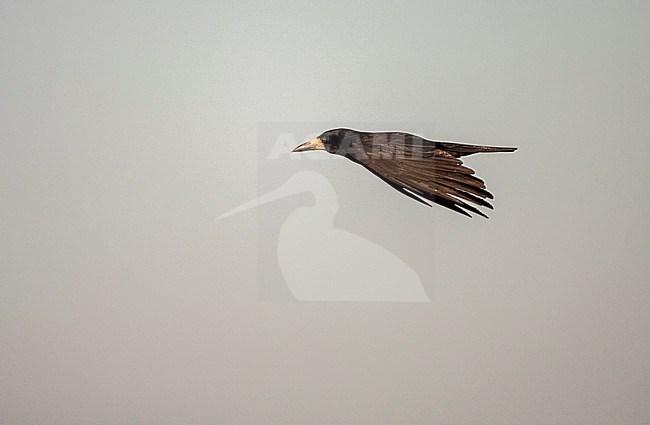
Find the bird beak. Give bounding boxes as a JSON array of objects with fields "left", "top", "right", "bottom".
[{"left": 292, "top": 138, "right": 325, "bottom": 153}]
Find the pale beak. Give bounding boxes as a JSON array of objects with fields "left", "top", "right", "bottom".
[{"left": 292, "top": 138, "right": 325, "bottom": 153}]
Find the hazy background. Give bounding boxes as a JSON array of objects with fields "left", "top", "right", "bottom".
[{"left": 1, "top": 1, "right": 648, "bottom": 423}]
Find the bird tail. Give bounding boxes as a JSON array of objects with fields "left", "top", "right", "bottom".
[{"left": 438, "top": 143, "right": 518, "bottom": 157}]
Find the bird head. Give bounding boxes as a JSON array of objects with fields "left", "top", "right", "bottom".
[{"left": 291, "top": 128, "right": 355, "bottom": 155}]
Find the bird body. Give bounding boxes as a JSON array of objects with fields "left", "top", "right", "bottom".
[{"left": 292, "top": 128, "right": 517, "bottom": 218}]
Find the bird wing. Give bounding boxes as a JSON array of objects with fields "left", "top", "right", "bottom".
[{"left": 358, "top": 142, "right": 498, "bottom": 218}]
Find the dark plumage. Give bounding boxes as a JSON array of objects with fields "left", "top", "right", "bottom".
[{"left": 292, "top": 128, "right": 517, "bottom": 218}]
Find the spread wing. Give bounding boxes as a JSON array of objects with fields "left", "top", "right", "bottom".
[{"left": 353, "top": 133, "right": 516, "bottom": 218}]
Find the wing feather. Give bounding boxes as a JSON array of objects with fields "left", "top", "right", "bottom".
[{"left": 345, "top": 132, "right": 516, "bottom": 218}]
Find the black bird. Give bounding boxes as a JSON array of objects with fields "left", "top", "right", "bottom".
[{"left": 292, "top": 128, "right": 517, "bottom": 218}]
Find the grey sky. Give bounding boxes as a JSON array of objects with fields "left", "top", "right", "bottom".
[{"left": 1, "top": 1, "right": 648, "bottom": 424}]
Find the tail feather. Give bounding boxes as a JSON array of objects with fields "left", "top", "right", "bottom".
[{"left": 438, "top": 143, "right": 518, "bottom": 157}]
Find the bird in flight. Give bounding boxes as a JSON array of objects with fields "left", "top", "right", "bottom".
[{"left": 292, "top": 128, "right": 517, "bottom": 218}]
